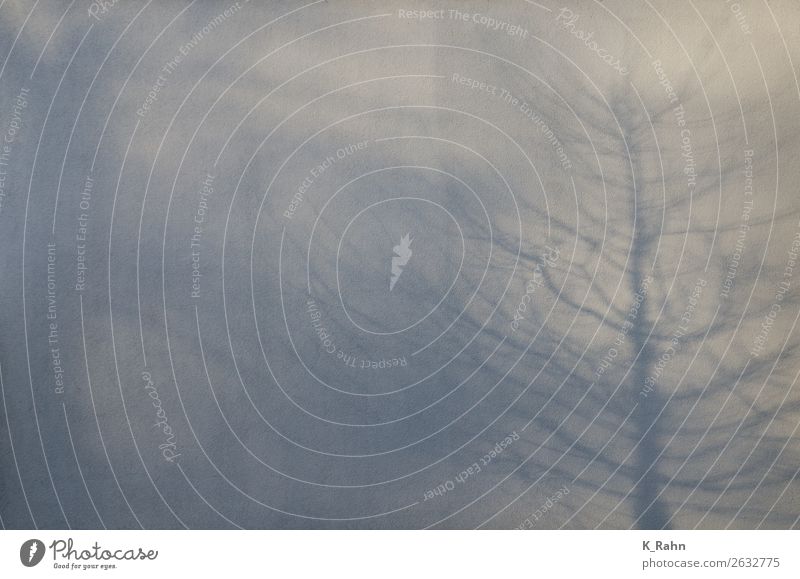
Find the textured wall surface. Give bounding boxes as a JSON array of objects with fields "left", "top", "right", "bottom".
[{"left": 1, "top": 0, "right": 799, "bottom": 529}]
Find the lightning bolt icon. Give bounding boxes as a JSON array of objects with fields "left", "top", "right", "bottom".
[{"left": 390, "top": 233, "right": 413, "bottom": 291}]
